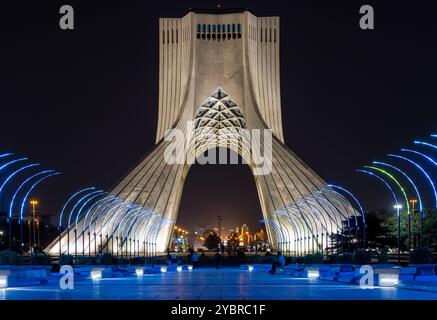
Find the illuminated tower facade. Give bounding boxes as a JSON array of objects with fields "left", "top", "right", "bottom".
[{"left": 47, "top": 9, "right": 362, "bottom": 257}]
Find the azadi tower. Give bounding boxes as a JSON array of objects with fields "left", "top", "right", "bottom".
[{"left": 47, "top": 9, "right": 362, "bottom": 257}]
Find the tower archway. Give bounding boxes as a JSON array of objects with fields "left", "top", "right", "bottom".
[{"left": 47, "top": 10, "right": 362, "bottom": 257}]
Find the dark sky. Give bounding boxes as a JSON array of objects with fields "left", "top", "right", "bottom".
[{"left": 0, "top": 0, "right": 436, "bottom": 232}]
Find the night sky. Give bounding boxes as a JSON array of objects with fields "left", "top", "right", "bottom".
[{"left": 1, "top": 0, "right": 436, "bottom": 233}]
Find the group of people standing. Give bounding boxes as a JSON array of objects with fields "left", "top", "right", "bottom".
[{"left": 167, "top": 247, "right": 286, "bottom": 274}]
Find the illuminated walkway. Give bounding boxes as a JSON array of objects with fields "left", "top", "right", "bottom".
[{"left": 1, "top": 268, "right": 437, "bottom": 300}]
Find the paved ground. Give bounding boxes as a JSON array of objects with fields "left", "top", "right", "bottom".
[{"left": 1, "top": 268, "right": 437, "bottom": 300}]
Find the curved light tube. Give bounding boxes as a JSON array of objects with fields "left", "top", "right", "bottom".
[
  {"left": 402, "top": 149, "right": 437, "bottom": 167},
  {"left": 0, "top": 163, "right": 40, "bottom": 195},
  {"left": 321, "top": 188, "right": 363, "bottom": 246},
  {"left": 357, "top": 169, "right": 400, "bottom": 209},
  {"left": 305, "top": 195, "right": 346, "bottom": 251},
  {"left": 0, "top": 153, "right": 13, "bottom": 159},
  {"left": 74, "top": 191, "right": 107, "bottom": 228},
  {"left": 92, "top": 198, "right": 124, "bottom": 235},
  {"left": 315, "top": 192, "right": 353, "bottom": 230},
  {"left": 327, "top": 184, "right": 365, "bottom": 223},
  {"left": 118, "top": 208, "right": 146, "bottom": 241},
  {"left": 388, "top": 153, "right": 437, "bottom": 208},
  {"left": 274, "top": 206, "right": 304, "bottom": 243},
  {"left": 274, "top": 207, "right": 313, "bottom": 254},
  {"left": 273, "top": 215, "right": 295, "bottom": 254},
  {"left": 365, "top": 166, "right": 410, "bottom": 214},
  {"left": 373, "top": 161, "right": 423, "bottom": 212},
  {"left": 0, "top": 158, "right": 28, "bottom": 171},
  {"left": 131, "top": 211, "right": 160, "bottom": 243},
  {"left": 67, "top": 190, "right": 103, "bottom": 229},
  {"left": 300, "top": 197, "right": 331, "bottom": 251},
  {"left": 9, "top": 170, "right": 55, "bottom": 220},
  {"left": 277, "top": 205, "right": 310, "bottom": 240},
  {"left": 82, "top": 195, "right": 117, "bottom": 235},
  {"left": 101, "top": 201, "right": 132, "bottom": 237},
  {"left": 262, "top": 218, "right": 287, "bottom": 252},
  {"left": 134, "top": 213, "right": 160, "bottom": 249},
  {"left": 107, "top": 204, "right": 138, "bottom": 239},
  {"left": 302, "top": 195, "right": 330, "bottom": 236},
  {"left": 321, "top": 189, "right": 359, "bottom": 229},
  {"left": 415, "top": 141, "right": 437, "bottom": 151},
  {"left": 59, "top": 187, "right": 96, "bottom": 229},
  {"left": 19, "top": 172, "right": 61, "bottom": 221},
  {"left": 303, "top": 196, "right": 336, "bottom": 238},
  {"left": 273, "top": 209, "right": 303, "bottom": 247}
]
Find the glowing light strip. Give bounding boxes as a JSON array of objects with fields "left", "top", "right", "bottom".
[
  {"left": 92, "top": 199, "right": 124, "bottom": 235},
  {"left": 273, "top": 209, "right": 303, "bottom": 243},
  {"left": 431, "top": 134, "right": 437, "bottom": 138},
  {"left": 19, "top": 172, "right": 61, "bottom": 221},
  {"left": 88, "top": 197, "right": 121, "bottom": 234},
  {"left": 373, "top": 161, "right": 423, "bottom": 212},
  {"left": 118, "top": 207, "right": 147, "bottom": 238},
  {"left": 68, "top": 190, "right": 103, "bottom": 229},
  {"left": 388, "top": 153, "right": 437, "bottom": 208},
  {"left": 357, "top": 169, "right": 400, "bottom": 211},
  {"left": 0, "top": 158, "right": 28, "bottom": 171},
  {"left": 320, "top": 189, "right": 357, "bottom": 228},
  {"left": 402, "top": 149, "right": 437, "bottom": 167},
  {"left": 280, "top": 202, "right": 315, "bottom": 237},
  {"left": 107, "top": 204, "right": 137, "bottom": 237},
  {"left": 415, "top": 141, "right": 437, "bottom": 151},
  {"left": 130, "top": 211, "right": 156, "bottom": 242},
  {"left": 82, "top": 195, "right": 117, "bottom": 235},
  {"left": 261, "top": 218, "right": 286, "bottom": 244},
  {"left": 75, "top": 191, "right": 107, "bottom": 227},
  {"left": 9, "top": 170, "right": 54, "bottom": 219},
  {"left": 299, "top": 196, "right": 330, "bottom": 235},
  {"left": 131, "top": 212, "right": 161, "bottom": 244},
  {"left": 307, "top": 194, "right": 345, "bottom": 231},
  {"left": 0, "top": 164, "right": 40, "bottom": 195},
  {"left": 118, "top": 208, "right": 145, "bottom": 240},
  {"left": 59, "top": 187, "right": 96, "bottom": 229},
  {"left": 327, "top": 184, "right": 365, "bottom": 223},
  {"left": 0, "top": 153, "right": 13, "bottom": 159},
  {"left": 365, "top": 166, "right": 410, "bottom": 214},
  {"left": 99, "top": 200, "right": 132, "bottom": 237}
]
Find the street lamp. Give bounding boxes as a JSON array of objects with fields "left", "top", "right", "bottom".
[
  {"left": 394, "top": 204, "right": 403, "bottom": 264},
  {"left": 409, "top": 199, "right": 420, "bottom": 246},
  {"left": 30, "top": 200, "right": 38, "bottom": 253}
]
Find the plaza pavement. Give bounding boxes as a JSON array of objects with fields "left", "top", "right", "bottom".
[{"left": 1, "top": 268, "right": 437, "bottom": 300}]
